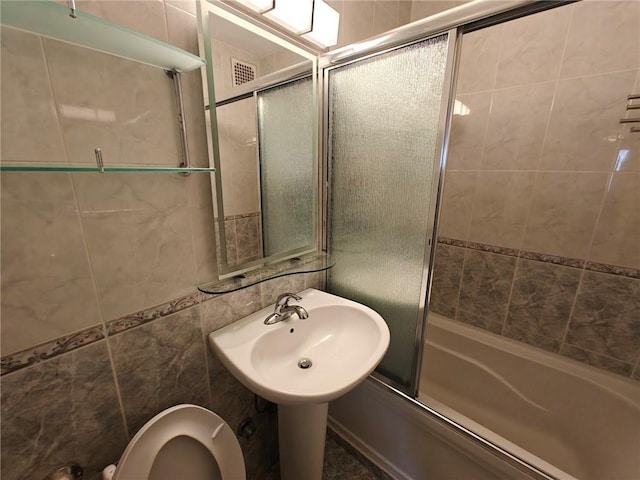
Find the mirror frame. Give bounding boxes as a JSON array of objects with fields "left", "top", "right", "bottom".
[{"left": 196, "top": 0, "right": 321, "bottom": 281}]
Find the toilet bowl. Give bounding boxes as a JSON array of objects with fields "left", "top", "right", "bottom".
[{"left": 105, "top": 404, "right": 246, "bottom": 480}]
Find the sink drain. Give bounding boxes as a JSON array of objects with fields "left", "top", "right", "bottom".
[{"left": 298, "top": 358, "right": 312, "bottom": 369}]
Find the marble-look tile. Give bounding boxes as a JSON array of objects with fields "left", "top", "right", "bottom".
[
  {"left": 540, "top": 70, "right": 637, "bottom": 172},
  {"left": 506, "top": 259, "right": 581, "bottom": 340},
  {"left": 200, "top": 284, "right": 264, "bottom": 334},
  {"left": 191, "top": 205, "right": 219, "bottom": 284},
  {"left": 456, "top": 25, "right": 503, "bottom": 94},
  {"left": 0, "top": 28, "right": 67, "bottom": 164},
  {"left": 430, "top": 244, "right": 465, "bottom": 311},
  {"left": 564, "top": 272, "right": 640, "bottom": 364},
  {"left": 373, "top": 2, "right": 397, "bottom": 37},
  {"left": 109, "top": 308, "right": 209, "bottom": 435},
  {"left": 0, "top": 173, "right": 102, "bottom": 354},
  {"left": 519, "top": 250, "right": 585, "bottom": 269},
  {"left": 430, "top": 302, "right": 456, "bottom": 319},
  {"left": 482, "top": 82, "right": 555, "bottom": 170},
  {"left": 495, "top": 6, "right": 572, "bottom": 88},
  {"left": 260, "top": 274, "right": 308, "bottom": 307},
  {"left": 397, "top": 1, "right": 412, "bottom": 25},
  {"left": 339, "top": 1, "right": 375, "bottom": 47},
  {"left": 81, "top": 205, "right": 196, "bottom": 320},
  {"left": 0, "top": 342, "right": 127, "bottom": 480},
  {"left": 560, "top": 0, "right": 640, "bottom": 78},
  {"left": 523, "top": 172, "right": 608, "bottom": 259},
  {"left": 224, "top": 218, "right": 239, "bottom": 266},
  {"left": 165, "top": 0, "right": 197, "bottom": 16},
  {"left": 446, "top": 92, "right": 492, "bottom": 170},
  {"left": 456, "top": 309, "right": 504, "bottom": 334},
  {"left": 633, "top": 363, "right": 640, "bottom": 381},
  {"left": 585, "top": 262, "right": 640, "bottom": 280},
  {"left": 43, "top": 38, "right": 181, "bottom": 167},
  {"left": 165, "top": 2, "right": 198, "bottom": 54},
  {"left": 410, "top": 1, "right": 465, "bottom": 22},
  {"left": 589, "top": 173, "right": 640, "bottom": 270},
  {"left": 76, "top": 0, "right": 169, "bottom": 42},
  {"left": 468, "top": 171, "right": 535, "bottom": 250},
  {"left": 457, "top": 249, "right": 517, "bottom": 326},
  {"left": 438, "top": 170, "right": 477, "bottom": 240},
  {"left": 559, "top": 344, "right": 635, "bottom": 378},
  {"left": 503, "top": 325, "right": 560, "bottom": 354},
  {"left": 236, "top": 215, "right": 262, "bottom": 263}
]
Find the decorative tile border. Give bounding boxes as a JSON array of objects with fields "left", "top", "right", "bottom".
[
  {"left": 437, "top": 237, "right": 639, "bottom": 277},
  {"left": 225, "top": 212, "right": 260, "bottom": 221},
  {"left": 1, "top": 291, "right": 205, "bottom": 376},
  {"left": 106, "top": 290, "right": 203, "bottom": 336},
  {"left": 1, "top": 325, "right": 105, "bottom": 376}
]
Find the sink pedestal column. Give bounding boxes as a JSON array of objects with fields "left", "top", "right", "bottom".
[{"left": 278, "top": 402, "right": 328, "bottom": 480}]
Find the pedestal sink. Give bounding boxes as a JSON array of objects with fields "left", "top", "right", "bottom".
[{"left": 208, "top": 288, "right": 390, "bottom": 480}]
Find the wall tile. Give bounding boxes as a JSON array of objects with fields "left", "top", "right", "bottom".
[
  {"left": 560, "top": 344, "right": 635, "bottom": 377},
  {"left": 523, "top": 172, "right": 608, "bottom": 259},
  {"left": 165, "top": 0, "right": 198, "bottom": 18},
  {"left": 506, "top": 259, "right": 581, "bottom": 340},
  {"left": 397, "top": 1, "right": 412, "bottom": 25},
  {"left": 456, "top": 25, "right": 502, "bottom": 94},
  {"left": 77, "top": 0, "right": 169, "bottom": 43},
  {"left": 0, "top": 173, "right": 102, "bottom": 354},
  {"left": 446, "top": 92, "right": 491, "bottom": 170},
  {"left": 589, "top": 172, "right": 640, "bottom": 270},
  {"left": 430, "top": 244, "right": 464, "bottom": 311},
  {"left": 560, "top": 0, "right": 640, "bottom": 79},
  {"left": 457, "top": 249, "right": 517, "bottom": 327},
  {"left": 225, "top": 218, "right": 239, "bottom": 266},
  {"left": 0, "top": 28, "right": 67, "bottom": 164},
  {"left": 43, "top": 38, "right": 182, "bottom": 167},
  {"left": 540, "top": 70, "right": 637, "bottom": 172},
  {"left": 410, "top": 1, "right": 467, "bottom": 22},
  {"left": 468, "top": 171, "right": 535, "bottom": 249},
  {"left": 77, "top": 177, "right": 197, "bottom": 320},
  {"left": 495, "top": 5, "right": 571, "bottom": 88},
  {"left": 0, "top": 342, "right": 127, "bottom": 480},
  {"left": 438, "top": 170, "right": 477, "bottom": 240},
  {"left": 340, "top": 1, "right": 375, "bottom": 46},
  {"left": 564, "top": 271, "right": 640, "bottom": 364},
  {"left": 200, "top": 284, "right": 264, "bottom": 334},
  {"left": 373, "top": 2, "right": 397, "bottom": 36},
  {"left": 236, "top": 215, "right": 262, "bottom": 263},
  {"left": 482, "top": 82, "right": 555, "bottom": 170},
  {"left": 109, "top": 308, "right": 210, "bottom": 435},
  {"left": 503, "top": 325, "right": 560, "bottom": 353}
]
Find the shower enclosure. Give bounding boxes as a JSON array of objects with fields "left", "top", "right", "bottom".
[{"left": 324, "top": 1, "right": 640, "bottom": 478}]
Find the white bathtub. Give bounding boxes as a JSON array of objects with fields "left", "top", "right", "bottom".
[{"left": 419, "top": 313, "right": 640, "bottom": 480}]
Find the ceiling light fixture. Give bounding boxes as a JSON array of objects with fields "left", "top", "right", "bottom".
[
  {"left": 264, "top": 0, "right": 314, "bottom": 34},
  {"left": 235, "top": 0, "right": 274, "bottom": 14},
  {"left": 302, "top": 0, "right": 339, "bottom": 48}
]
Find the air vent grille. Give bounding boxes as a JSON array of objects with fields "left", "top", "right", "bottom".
[{"left": 232, "top": 58, "right": 256, "bottom": 87}]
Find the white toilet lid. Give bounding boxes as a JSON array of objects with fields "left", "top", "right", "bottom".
[{"left": 113, "top": 404, "right": 246, "bottom": 480}]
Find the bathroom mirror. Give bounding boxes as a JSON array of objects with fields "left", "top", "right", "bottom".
[{"left": 197, "top": 0, "right": 319, "bottom": 280}]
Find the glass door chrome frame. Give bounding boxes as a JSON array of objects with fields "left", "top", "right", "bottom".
[{"left": 319, "top": 1, "right": 577, "bottom": 478}]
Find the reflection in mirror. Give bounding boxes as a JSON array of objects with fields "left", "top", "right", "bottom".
[{"left": 197, "top": 0, "right": 318, "bottom": 281}]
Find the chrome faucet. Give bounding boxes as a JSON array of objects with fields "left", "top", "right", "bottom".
[{"left": 264, "top": 293, "right": 309, "bottom": 325}]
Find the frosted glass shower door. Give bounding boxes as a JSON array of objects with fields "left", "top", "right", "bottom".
[
  {"left": 257, "top": 77, "right": 315, "bottom": 257},
  {"left": 327, "top": 34, "right": 454, "bottom": 390}
]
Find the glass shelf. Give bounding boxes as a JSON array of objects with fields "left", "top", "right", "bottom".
[
  {"left": 199, "top": 252, "right": 335, "bottom": 294},
  {"left": 0, "top": 0, "right": 206, "bottom": 72},
  {"left": 0, "top": 164, "right": 215, "bottom": 174}
]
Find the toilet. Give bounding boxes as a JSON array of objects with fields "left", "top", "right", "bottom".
[{"left": 104, "top": 404, "right": 246, "bottom": 480}]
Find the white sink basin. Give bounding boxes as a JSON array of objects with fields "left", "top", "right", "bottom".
[{"left": 208, "top": 288, "right": 390, "bottom": 405}]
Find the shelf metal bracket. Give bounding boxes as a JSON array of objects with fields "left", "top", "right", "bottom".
[{"left": 166, "top": 69, "right": 192, "bottom": 176}]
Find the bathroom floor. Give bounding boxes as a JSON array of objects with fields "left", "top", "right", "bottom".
[{"left": 265, "top": 432, "right": 391, "bottom": 480}]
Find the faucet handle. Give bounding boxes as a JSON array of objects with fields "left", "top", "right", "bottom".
[{"left": 275, "top": 292, "right": 302, "bottom": 308}]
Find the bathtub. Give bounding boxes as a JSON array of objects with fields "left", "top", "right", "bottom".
[{"left": 419, "top": 313, "right": 640, "bottom": 480}]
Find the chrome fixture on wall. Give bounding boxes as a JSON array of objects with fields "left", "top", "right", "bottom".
[{"left": 621, "top": 93, "right": 640, "bottom": 133}]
